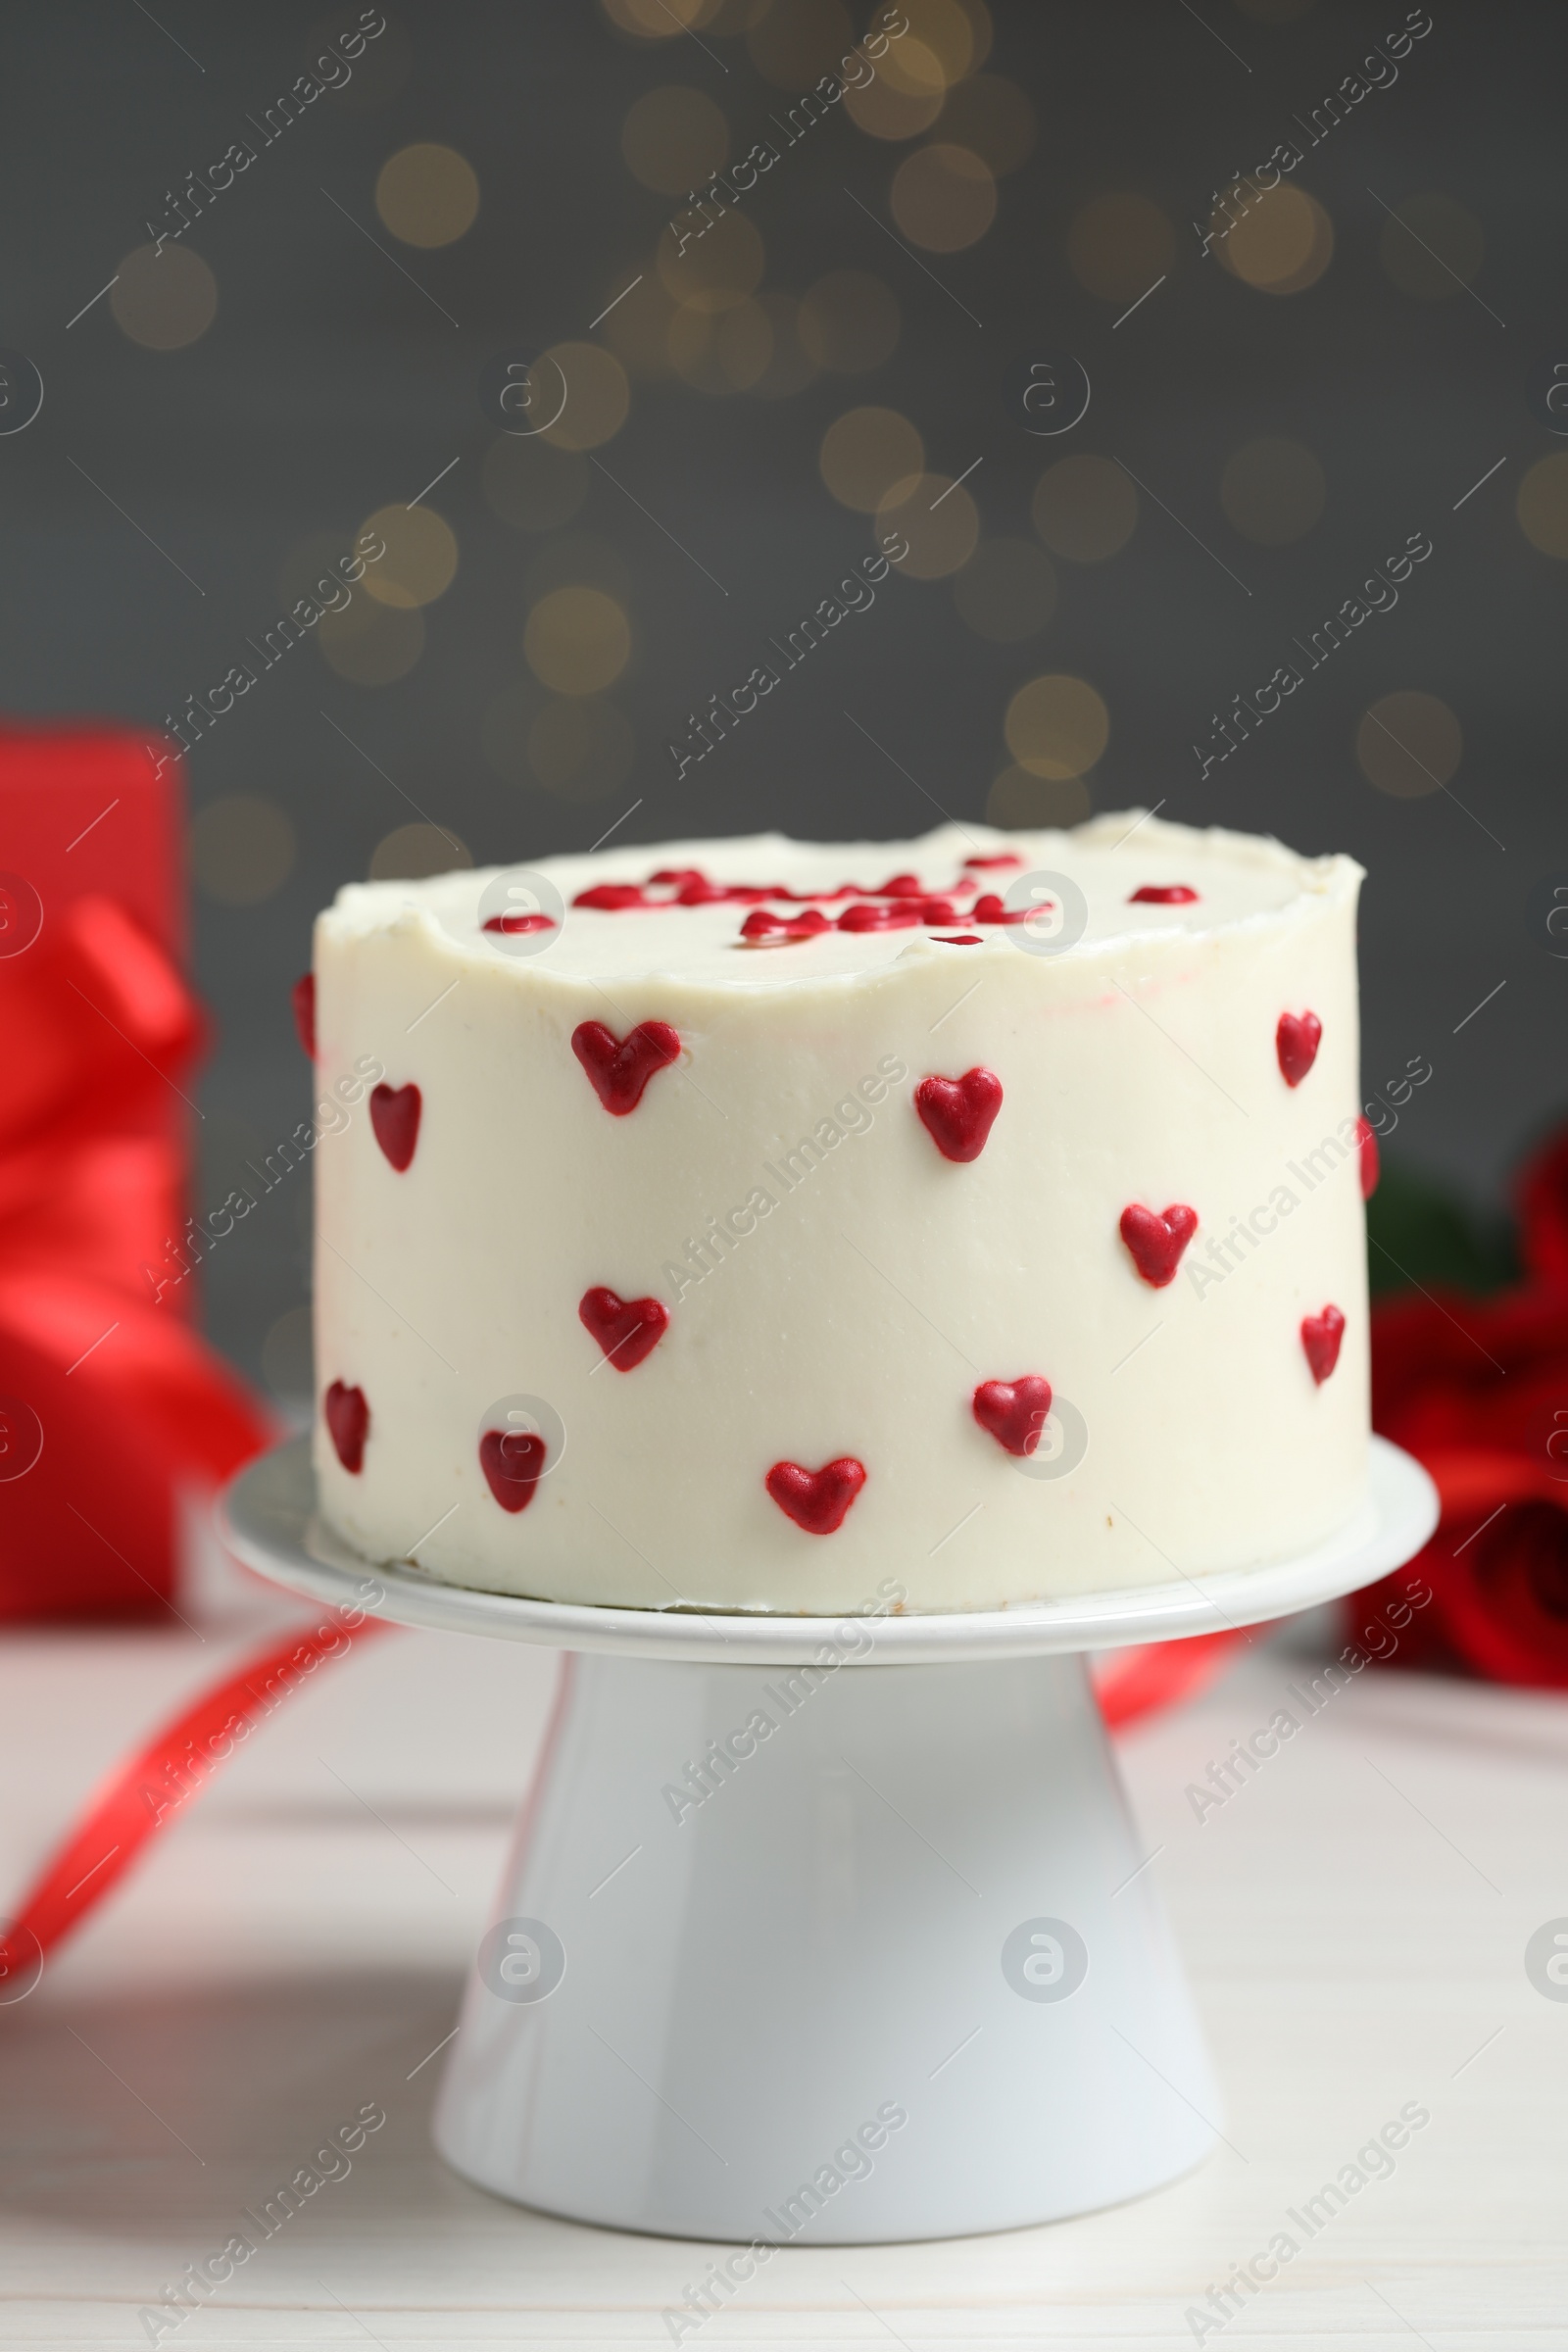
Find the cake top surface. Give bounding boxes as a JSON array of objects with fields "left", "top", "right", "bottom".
[{"left": 320, "top": 812, "right": 1361, "bottom": 988}]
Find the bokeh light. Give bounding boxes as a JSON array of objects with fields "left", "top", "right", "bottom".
[
  {"left": 746, "top": 0, "right": 852, "bottom": 89},
  {"left": 890, "top": 143, "right": 996, "bottom": 251},
  {"left": 845, "top": 43, "right": 946, "bottom": 140},
  {"left": 1517, "top": 454, "right": 1568, "bottom": 558},
  {"left": 359, "top": 503, "right": 459, "bottom": 608},
  {"left": 1032, "top": 457, "right": 1137, "bottom": 562},
  {"left": 374, "top": 143, "right": 479, "bottom": 247},
  {"left": 1219, "top": 437, "right": 1325, "bottom": 545},
  {"left": 747, "top": 294, "right": 820, "bottom": 398},
  {"left": 1066, "top": 194, "right": 1173, "bottom": 304},
  {"left": 481, "top": 435, "right": 590, "bottom": 532},
  {"left": 621, "top": 85, "right": 729, "bottom": 193},
  {"left": 1004, "top": 673, "right": 1108, "bottom": 779},
  {"left": 954, "top": 539, "right": 1058, "bottom": 641},
  {"left": 986, "top": 767, "right": 1091, "bottom": 829},
  {"left": 599, "top": 270, "right": 679, "bottom": 380},
  {"left": 602, "top": 0, "right": 721, "bottom": 39},
  {"left": 875, "top": 471, "right": 980, "bottom": 579},
  {"left": 819, "top": 406, "right": 924, "bottom": 512},
  {"left": 799, "top": 271, "right": 900, "bottom": 371},
  {"left": 938, "top": 74, "right": 1036, "bottom": 175},
  {"left": 1355, "top": 692, "right": 1461, "bottom": 799},
  {"left": 656, "top": 210, "right": 766, "bottom": 313},
  {"left": 318, "top": 597, "right": 424, "bottom": 685},
  {"left": 1378, "top": 192, "right": 1484, "bottom": 301},
  {"left": 1218, "top": 184, "right": 1333, "bottom": 293},
  {"left": 524, "top": 586, "right": 631, "bottom": 695},
  {"left": 369, "top": 823, "right": 471, "bottom": 879},
  {"left": 668, "top": 298, "right": 773, "bottom": 392},
  {"left": 536, "top": 340, "right": 630, "bottom": 451},
  {"left": 191, "top": 793, "right": 296, "bottom": 906},
  {"left": 111, "top": 244, "right": 217, "bottom": 350}
]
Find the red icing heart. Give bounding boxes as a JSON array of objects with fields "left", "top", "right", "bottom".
[
  {"left": 1276, "top": 1010, "right": 1322, "bottom": 1088},
  {"left": 1129, "top": 884, "right": 1199, "bottom": 905},
  {"left": 1300, "top": 1305, "right": 1346, "bottom": 1385},
  {"left": 1119, "top": 1202, "right": 1198, "bottom": 1287},
  {"left": 973, "top": 1377, "right": 1053, "bottom": 1457},
  {"left": 324, "top": 1381, "right": 368, "bottom": 1474},
  {"left": 480, "top": 1428, "right": 547, "bottom": 1512},
  {"left": 1354, "top": 1113, "right": 1380, "bottom": 1200},
  {"left": 970, "top": 894, "right": 1028, "bottom": 924},
  {"left": 571, "top": 1020, "right": 681, "bottom": 1114},
  {"left": 579, "top": 1286, "right": 669, "bottom": 1370},
  {"left": 483, "top": 911, "right": 556, "bottom": 935},
  {"left": 575, "top": 882, "right": 650, "bottom": 909},
  {"left": 291, "top": 973, "right": 316, "bottom": 1059},
  {"left": 739, "top": 907, "right": 830, "bottom": 946},
  {"left": 765, "top": 1457, "right": 866, "bottom": 1535},
  {"left": 370, "top": 1082, "right": 421, "bottom": 1172},
  {"left": 915, "top": 1068, "right": 1004, "bottom": 1163},
  {"left": 935, "top": 934, "right": 983, "bottom": 946},
  {"left": 839, "top": 901, "right": 920, "bottom": 931},
  {"left": 963, "top": 854, "right": 1022, "bottom": 870}
]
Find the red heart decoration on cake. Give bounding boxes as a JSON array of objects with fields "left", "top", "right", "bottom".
[
  {"left": 579, "top": 1286, "right": 669, "bottom": 1370},
  {"left": 479, "top": 1427, "right": 548, "bottom": 1512},
  {"left": 914, "top": 1068, "right": 1004, "bottom": 1163},
  {"left": 1354, "top": 1113, "right": 1380, "bottom": 1200},
  {"left": 571, "top": 1019, "right": 681, "bottom": 1114},
  {"left": 1129, "top": 884, "right": 1199, "bottom": 905},
  {"left": 324, "top": 1381, "right": 368, "bottom": 1474},
  {"left": 973, "top": 1377, "right": 1053, "bottom": 1457},
  {"left": 370, "top": 1082, "right": 421, "bottom": 1171},
  {"left": 1276, "top": 1010, "right": 1322, "bottom": 1088},
  {"left": 291, "top": 972, "right": 316, "bottom": 1059},
  {"left": 1119, "top": 1202, "right": 1198, "bottom": 1287},
  {"left": 765, "top": 1457, "right": 866, "bottom": 1535},
  {"left": 1300, "top": 1305, "right": 1346, "bottom": 1385}
]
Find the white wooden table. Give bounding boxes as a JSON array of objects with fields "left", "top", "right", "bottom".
[{"left": 1, "top": 1589, "right": 1564, "bottom": 2348}]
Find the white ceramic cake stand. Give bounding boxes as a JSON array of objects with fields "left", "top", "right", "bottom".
[{"left": 220, "top": 1435, "right": 1436, "bottom": 2245}]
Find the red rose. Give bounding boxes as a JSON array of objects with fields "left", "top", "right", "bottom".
[{"left": 1355, "top": 1129, "right": 1568, "bottom": 1689}]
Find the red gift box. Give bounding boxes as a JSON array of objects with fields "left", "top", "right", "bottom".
[{"left": 0, "top": 724, "right": 270, "bottom": 1621}]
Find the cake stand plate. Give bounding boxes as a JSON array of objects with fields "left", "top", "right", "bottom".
[{"left": 220, "top": 1438, "right": 1437, "bottom": 2245}]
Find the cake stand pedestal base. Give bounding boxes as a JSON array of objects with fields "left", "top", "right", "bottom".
[{"left": 220, "top": 1436, "right": 1437, "bottom": 2244}]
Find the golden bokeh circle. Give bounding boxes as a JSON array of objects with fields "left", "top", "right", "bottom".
[
  {"left": 747, "top": 294, "right": 820, "bottom": 398},
  {"left": 889, "top": 142, "right": 996, "bottom": 252},
  {"left": 937, "top": 74, "right": 1036, "bottom": 176},
  {"left": 1517, "top": 454, "right": 1568, "bottom": 558},
  {"left": 537, "top": 340, "right": 630, "bottom": 451},
  {"left": 524, "top": 586, "right": 631, "bottom": 696},
  {"left": 954, "top": 539, "right": 1058, "bottom": 642},
  {"left": 598, "top": 271, "right": 679, "bottom": 380},
  {"left": 1004, "top": 673, "right": 1108, "bottom": 780},
  {"left": 986, "top": 766, "right": 1091, "bottom": 829},
  {"left": 819, "top": 406, "right": 925, "bottom": 512},
  {"left": 1031, "top": 457, "right": 1137, "bottom": 563},
  {"left": 191, "top": 793, "right": 296, "bottom": 906},
  {"left": 358, "top": 503, "right": 459, "bottom": 608},
  {"left": 1354, "top": 692, "right": 1461, "bottom": 799},
  {"left": 1219, "top": 437, "right": 1325, "bottom": 546},
  {"left": 318, "top": 598, "right": 424, "bottom": 685},
  {"left": 668, "top": 297, "right": 774, "bottom": 393},
  {"left": 621, "top": 85, "right": 729, "bottom": 194},
  {"left": 656, "top": 208, "right": 766, "bottom": 313},
  {"left": 1066, "top": 194, "right": 1174, "bottom": 304},
  {"left": 529, "top": 697, "right": 636, "bottom": 801},
  {"left": 369, "top": 822, "right": 471, "bottom": 879},
  {"left": 111, "top": 244, "right": 218, "bottom": 350},
  {"left": 799, "top": 271, "right": 901, "bottom": 372},
  {"left": 481, "top": 436, "right": 590, "bottom": 532},
  {"left": 845, "top": 50, "right": 946, "bottom": 141},
  {"left": 1379, "top": 192, "right": 1484, "bottom": 301},
  {"left": 746, "top": 0, "right": 852, "bottom": 90},
  {"left": 374, "top": 143, "right": 479, "bottom": 247},
  {"left": 602, "top": 0, "right": 723, "bottom": 35},
  {"left": 1218, "top": 183, "right": 1333, "bottom": 292},
  {"left": 875, "top": 472, "right": 979, "bottom": 579},
  {"left": 896, "top": 0, "right": 978, "bottom": 79}
]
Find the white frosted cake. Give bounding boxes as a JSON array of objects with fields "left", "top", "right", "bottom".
[{"left": 303, "top": 814, "right": 1373, "bottom": 1614}]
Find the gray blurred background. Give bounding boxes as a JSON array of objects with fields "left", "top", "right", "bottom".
[{"left": 3, "top": 0, "right": 1562, "bottom": 1403}]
